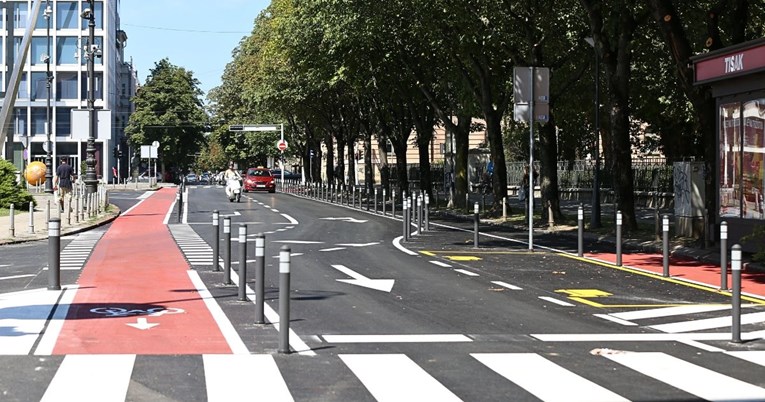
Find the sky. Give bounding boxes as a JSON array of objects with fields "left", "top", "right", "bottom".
[{"left": 118, "top": 0, "right": 271, "bottom": 99}]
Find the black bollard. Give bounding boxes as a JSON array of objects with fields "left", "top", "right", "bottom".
[
  {"left": 255, "top": 233, "right": 266, "bottom": 324},
  {"left": 48, "top": 218, "right": 61, "bottom": 290},
  {"left": 662, "top": 215, "right": 670, "bottom": 277},
  {"left": 577, "top": 204, "right": 584, "bottom": 257},
  {"left": 223, "top": 217, "right": 232, "bottom": 285},
  {"left": 731, "top": 244, "right": 742, "bottom": 343},
  {"left": 238, "top": 225, "right": 248, "bottom": 301},
  {"left": 616, "top": 210, "right": 622, "bottom": 266},
  {"left": 212, "top": 210, "right": 220, "bottom": 271},
  {"left": 278, "top": 246, "right": 291, "bottom": 353},
  {"left": 474, "top": 202, "right": 479, "bottom": 248},
  {"left": 721, "top": 221, "right": 728, "bottom": 290}
]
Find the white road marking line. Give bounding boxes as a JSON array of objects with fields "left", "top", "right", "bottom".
[
  {"left": 594, "top": 313, "right": 637, "bottom": 326},
  {"left": 204, "top": 354, "right": 293, "bottom": 401},
  {"left": 0, "top": 274, "right": 35, "bottom": 281},
  {"left": 393, "top": 236, "right": 417, "bottom": 255},
  {"left": 188, "top": 271, "right": 249, "bottom": 354},
  {"left": 41, "top": 354, "right": 135, "bottom": 402},
  {"left": 610, "top": 304, "right": 738, "bottom": 320},
  {"left": 491, "top": 281, "right": 522, "bottom": 290},
  {"left": 0, "top": 286, "right": 73, "bottom": 355},
  {"left": 429, "top": 260, "right": 452, "bottom": 268},
  {"left": 532, "top": 332, "right": 765, "bottom": 342},
  {"left": 321, "top": 334, "right": 472, "bottom": 343},
  {"left": 454, "top": 269, "right": 479, "bottom": 277},
  {"left": 272, "top": 240, "right": 324, "bottom": 244},
  {"left": 280, "top": 213, "right": 298, "bottom": 224},
  {"left": 538, "top": 296, "right": 575, "bottom": 307},
  {"left": 319, "top": 247, "right": 346, "bottom": 252},
  {"left": 340, "top": 354, "right": 461, "bottom": 402},
  {"left": 727, "top": 351, "right": 765, "bottom": 367},
  {"left": 650, "top": 311, "right": 765, "bottom": 333},
  {"left": 677, "top": 339, "right": 726, "bottom": 352},
  {"left": 473, "top": 353, "right": 628, "bottom": 402},
  {"left": 604, "top": 352, "right": 765, "bottom": 401}
]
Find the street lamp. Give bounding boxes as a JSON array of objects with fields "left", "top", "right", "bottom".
[
  {"left": 82, "top": 0, "right": 98, "bottom": 194},
  {"left": 585, "top": 37, "right": 602, "bottom": 228},
  {"left": 43, "top": 1, "right": 53, "bottom": 193}
]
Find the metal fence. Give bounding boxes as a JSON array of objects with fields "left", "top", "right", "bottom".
[{"left": 388, "top": 159, "right": 674, "bottom": 193}]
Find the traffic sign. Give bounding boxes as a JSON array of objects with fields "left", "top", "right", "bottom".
[{"left": 277, "top": 139, "right": 288, "bottom": 151}]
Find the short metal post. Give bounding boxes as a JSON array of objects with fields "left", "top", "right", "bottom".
[
  {"left": 238, "top": 225, "right": 248, "bottom": 301},
  {"left": 374, "top": 188, "right": 378, "bottom": 214},
  {"left": 223, "top": 217, "right": 232, "bottom": 285},
  {"left": 255, "top": 233, "right": 266, "bottom": 324},
  {"left": 392, "top": 189, "right": 396, "bottom": 218},
  {"left": 212, "top": 210, "right": 220, "bottom": 271},
  {"left": 417, "top": 195, "right": 423, "bottom": 234},
  {"left": 465, "top": 193, "right": 469, "bottom": 214},
  {"left": 382, "top": 189, "right": 387, "bottom": 216},
  {"left": 661, "top": 215, "right": 669, "bottom": 278},
  {"left": 46, "top": 200, "right": 50, "bottom": 231},
  {"left": 731, "top": 244, "right": 742, "bottom": 343},
  {"left": 403, "top": 198, "right": 409, "bottom": 241},
  {"left": 178, "top": 186, "right": 183, "bottom": 223},
  {"left": 48, "top": 218, "right": 61, "bottom": 290},
  {"left": 29, "top": 202, "right": 34, "bottom": 234},
  {"left": 577, "top": 204, "right": 584, "bottom": 257},
  {"left": 616, "top": 210, "right": 622, "bottom": 266},
  {"left": 75, "top": 193, "right": 80, "bottom": 223},
  {"left": 721, "top": 221, "right": 728, "bottom": 290},
  {"left": 9, "top": 203, "right": 14, "bottom": 237},
  {"left": 278, "top": 246, "right": 291, "bottom": 353},
  {"left": 474, "top": 202, "right": 480, "bottom": 248},
  {"left": 424, "top": 194, "right": 430, "bottom": 231},
  {"left": 502, "top": 197, "right": 507, "bottom": 220}
]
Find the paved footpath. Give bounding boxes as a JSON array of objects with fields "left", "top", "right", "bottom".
[{"left": 48, "top": 187, "right": 242, "bottom": 355}]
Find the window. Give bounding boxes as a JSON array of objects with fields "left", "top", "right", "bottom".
[
  {"left": 56, "top": 72, "right": 78, "bottom": 100},
  {"left": 719, "top": 99, "right": 765, "bottom": 220},
  {"left": 31, "top": 72, "right": 48, "bottom": 100},
  {"left": 37, "top": 2, "right": 52, "bottom": 29},
  {"left": 14, "top": 108, "right": 27, "bottom": 136},
  {"left": 18, "top": 73, "right": 28, "bottom": 99},
  {"left": 56, "top": 37, "right": 79, "bottom": 65},
  {"left": 31, "top": 108, "right": 47, "bottom": 135},
  {"left": 56, "top": 2, "right": 79, "bottom": 30},
  {"left": 14, "top": 3, "right": 28, "bottom": 29},
  {"left": 56, "top": 107, "right": 73, "bottom": 136},
  {"left": 31, "top": 37, "right": 48, "bottom": 66},
  {"left": 81, "top": 72, "right": 103, "bottom": 100},
  {"left": 80, "top": 1, "right": 103, "bottom": 30}
]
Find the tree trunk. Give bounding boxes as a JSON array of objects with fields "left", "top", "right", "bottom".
[
  {"left": 484, "top": 109, "right": 508, "bottom": 212},
  {"left": 539, "top": 115, "right": 563, "bottom": 222}
]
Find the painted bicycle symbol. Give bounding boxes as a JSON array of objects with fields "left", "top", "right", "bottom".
[{"left": 89, "top": 306, "right": 186, "bottom": 317}]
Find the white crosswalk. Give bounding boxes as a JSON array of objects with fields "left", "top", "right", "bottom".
[
  {"left": 598, "top": 304, "right": 765, "bottom": 335},
  {"left": 169, "top": 224, "right": 213, "bottom": 266},
  {"left": 56, "top": 229, "right": 106, "bottom": 270},
  {"left": 22, "top": 351, "right": 765, "bottom": 401}
]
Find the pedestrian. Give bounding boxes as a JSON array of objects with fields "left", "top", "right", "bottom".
[
  {"left": 54, "top": 157, "right": 75, "bottom": 213},
  {"left": 520, "top": 166, "right": 530, "bottom": 203}
]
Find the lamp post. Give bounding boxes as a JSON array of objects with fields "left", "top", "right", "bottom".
[
  {"left": 43, "top": 0, "right": 53, "bottom": 193},
  {"left": 82, "top": 0, "right": 98, "bottom": 194},
  {"left": 585, "top": 37, "right": 602, "bottom": 228}
]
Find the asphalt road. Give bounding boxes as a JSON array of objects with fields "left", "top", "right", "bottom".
[{"left": 0, "top": 184, "right": 763, "bottom": 401}]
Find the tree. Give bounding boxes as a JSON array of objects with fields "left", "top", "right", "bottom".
[
  {"left": 0, "top": 159, "right": 35, "bottom": 209},
  {"left": 125, "top": 59, "right": 208, "bottom": 177}
]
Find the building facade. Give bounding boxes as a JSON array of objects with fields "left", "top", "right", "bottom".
[{"left": 1, "top": 0, "right": 137, "bottom": 183}]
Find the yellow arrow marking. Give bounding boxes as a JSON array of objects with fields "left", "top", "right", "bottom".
[
  {"left": 556, "top": 289, "right": 613, "bottom": 298},
  {"left": 446, "top": 256, "right": 482, "bottom": 261}
]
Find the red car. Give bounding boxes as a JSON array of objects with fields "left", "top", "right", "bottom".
[{"left": 243, "top": 167, "right": 276, "bottom": 193}]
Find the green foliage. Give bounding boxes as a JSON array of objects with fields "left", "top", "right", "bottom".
[
  {"left": 125, "top": 59, "right": 208, "bottom": 174},
  {"left": 0, "top": 159, "right": 35, "bottom": 209},
  {"left": 742, "top": 226, "right": 765, "bottom": 263}
]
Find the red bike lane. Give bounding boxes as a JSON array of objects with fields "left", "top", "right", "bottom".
[{"left": 53, "top": 188, "right": 233, "bottom": 355}]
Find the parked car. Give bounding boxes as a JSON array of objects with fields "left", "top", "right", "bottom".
[
  {"left": 270, "top": 169, "right": 301, "bottom": 181},
  {"left": 185, "top": 173, "right": 198, "bottom": 184},
  {"left": 243, "top": 167, "right": 275, "bottom": 193},
  {"left": 200, "top": 173, "right": 210, "bottom": 184}
]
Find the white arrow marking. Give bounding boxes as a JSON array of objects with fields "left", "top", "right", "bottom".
[
  {"left": 126, "top": 317, "right": 159, "bottom": 330},
  {"left": 335, "top": 242, "right": 380, "bottom": 247},
  {"left": 331, "top": 264, "right": 394, "bottom": 292},
  {"left": 320, "top": 217, "right": 368, "bottom": 223},
  {"left": 220, "top": 211, "right": 242, "bottom": 217}
]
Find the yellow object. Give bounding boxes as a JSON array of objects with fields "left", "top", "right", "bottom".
[{"left": 25, "top": 161, "right": 47, "bottom": 185}]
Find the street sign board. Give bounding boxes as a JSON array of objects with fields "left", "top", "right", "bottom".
[
  {"left": 277, "top": 139, "right": 288, "bottom": 151},
  {"left": 229, "top": 124, "right": 281, "bottom": 132},
  {"left": 513, "top": 66, "right": 551, "bottom": 124}
]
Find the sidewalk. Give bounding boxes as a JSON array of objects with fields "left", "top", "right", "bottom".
[{"left": 0, "top": 182, "right": 161, "bottom": 245}]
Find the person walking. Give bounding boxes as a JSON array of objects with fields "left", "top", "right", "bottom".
[{"left": 54, "top": 158, "right": 75, "bottom": 213}]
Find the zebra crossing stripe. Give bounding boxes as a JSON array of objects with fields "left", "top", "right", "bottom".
[
  {"left": 472, "top": 353, "right": 628, "bottom": 402},
  {"left": 650, "top": 311, "right": 765, "bottom": 333},
  {"left": 609, "top": 304, "right": 736, "bottom": 321},
  {"left": 604, "top": 352, "right": 765, "bottom": 401},
  {"left": 41, "top": 354, "right": 135, "bottom": 402},
  {"left": 203, "top": 355, "right": 293, "bottom": 401},
  {"left": 339, "top": 354, "right": 461, "bottom": 402},
  {"left": 727, "top": 350, "right": 765, "bottom": 367}
]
